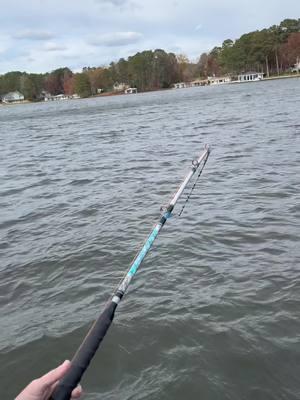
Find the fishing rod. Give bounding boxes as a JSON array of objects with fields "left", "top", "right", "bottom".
[{"left": 51, "top": 145, "right": 211, "bottom": 400}]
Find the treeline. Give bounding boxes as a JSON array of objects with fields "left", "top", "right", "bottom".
[
  {"left": 0, "top": 49, "right": 181, "bottom": 99},
  {"left": 84, "top": 49, "right": 181, "bottom": 93},
  {"left": 0, "top": 18, "right": 299, "bottom": 100},
  {"left": 196, "top": 18, "right": 300, "bottom": 77}
]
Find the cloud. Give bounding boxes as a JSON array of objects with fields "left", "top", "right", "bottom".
[
  {"left": 0, "top": 36, "right": 11, "bottom": 55},
  {"left": 95, "top": 0, "right": 129, "bottom": 5},
  {"left": 1, "top": 0, "right": 300, "bottom": 73},
  {"left": 89, "top": 31, "right": 143, "bottom": 47},
  {"left": 13, "top": 30, "right": 54, "bottom": 41},
  {"left": 94, "top": 0, "right": 140, "bottom": 12},
  {"left": 43, "top": 42, "right": 67, "bottom": 52}
]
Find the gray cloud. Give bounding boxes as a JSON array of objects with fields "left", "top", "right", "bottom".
[
  {"left": 89, "top": 31, "right": 143, "bottom": 47},
  {"left": 44, "top": 42, "right": 67, "bottom": 52},
  {"left": 94, "top": 0, "right": 140, "bottom": 12},
  {"left": 13, "top": 30, "right": 55, "bottom": 41},
  {"left": 1, "top": 0, "right": 299, "bottom": 73},
  {"left": 95, "top": 0, "right": 129, "bottom": 6}
]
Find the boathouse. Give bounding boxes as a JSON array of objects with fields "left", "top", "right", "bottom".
[
  {"left": 238, "top": 72, "right": 264, "bottom": 82},
  {"left": 173, "top": 82, "right": 189, "bottom": 89},
  {"left": 208, "top": 76, "right": 231, "bottom": 85},
  {"left": 191, "top": 79, "right": 208, "bottom": 86}
]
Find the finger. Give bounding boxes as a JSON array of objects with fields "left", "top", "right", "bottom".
[
  {"left": 39, "top": 360, "right": 71, "bottom": 387},
  {"left": 71, "top": 384, "right": 83, "bottom": 399}
]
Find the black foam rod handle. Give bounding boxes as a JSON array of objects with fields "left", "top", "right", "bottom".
[{"left": 50, "top": 301, "right": 117, "bottom": 400}]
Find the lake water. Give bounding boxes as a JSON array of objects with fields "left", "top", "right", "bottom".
[{"left": 1, "top": 78, "right": 300, "bottom": 400}]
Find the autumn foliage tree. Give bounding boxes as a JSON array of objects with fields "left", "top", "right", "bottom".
[
  {"left": 44, "top": 67, "right": 73, "bottom": 95},
  {"left": 194, "top": 18, "right": 300, "bottom": 78},
  {"left": 0, "top": 18, "right": 299, "bottom": 100},
  {"left": 279, "top": 32, "right": 300, "bottom": 69},
  {"left": 63, "top": 75, "right": 75, "bottom": 95}
]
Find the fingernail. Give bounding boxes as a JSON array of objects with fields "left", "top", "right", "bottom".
[{"left": 62, "top": 360, "right": 70, "bottom": 366}]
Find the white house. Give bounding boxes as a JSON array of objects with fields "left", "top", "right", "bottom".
[
  {"left": 291, "top": 59, "right": 300, "bottom": 73},
  {"left": 113, "top": 82, "right": 129, "bottom": 91},
  {"left": 173, "top": 82, "right": 189, "bottom": 89},
  {"left": 2, "top": 91, "right": 25, "bottom": 103},
  {"left": 208, "top": 76, "right": 231, "bottom": 85},
  {"left": 190, "top": 79, "right": 208, "bottom": 87},
  {"left": 124, "top": 87, "right": 137, "bottom": 94},
  {"left": 238, "top": 72, "right": 264, "bottom": 82},
  {"left": 44, "top": 93, "right": 70, "bottom": 101}
]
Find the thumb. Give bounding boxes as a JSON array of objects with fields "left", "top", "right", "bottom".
[{"left": 39, "top": 360, "right": 71, "bottom": 387}]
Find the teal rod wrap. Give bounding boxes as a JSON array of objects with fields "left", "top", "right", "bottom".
[
  {"left": 128, "top": 223, "right": 160, "bottom": 277},
  {"left": 127, "top": 210, "right": 171, "bottom": 278},
  {"left": 51, "top": 146, "right": 210, "bottom": 400}
]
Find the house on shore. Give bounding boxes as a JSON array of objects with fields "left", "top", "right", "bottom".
[
  {"left": 44, "top": 93, "right": 79, "bottom": 101},
  {"left": 237, "top": 72, "right": 264, "bottom": 82},
  {"left": 208, "top": 76, "right": 231, "bottom": 85},
  {"left": 291, "top": 59, "right": 300, "bottom": 73},
  {"left": 124, "top": 87, "right": 137, "bottom": 94},
  {"left": 173, "top": 82, "right": 189, "bottom": 89},
  {"left": 113, "top": 82, "right": 129, "bottom": 91},
  {"left": 190, "top": 79, "right": 208, "bottom": 87},
  {"left": 2, "top": 91, "right": 25, "bottom": 104},
  {"left": 174, "top": 79, "right": 210, "bottom": 88}
]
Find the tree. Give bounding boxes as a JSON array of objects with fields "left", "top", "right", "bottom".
[
  {"left": 196, "top": 53, "right": 209, "bottom": 77},
  {"left": 74, "top": 73, "right": 91, "bottom": 97},
  {"left": 20, "top": 75, "right": 36, "bottom": 100},
  {"left": 44, "top": 67, "right": 73, "bottom": 95},
  {"left": 63, "top": 75, "right": 75, "bottom": 95},
  {"left": 116, "top": 58, "right": 129, "bottom": 84},
  {"left": 204, "top": 47, "right": 222, "bottom": 76},
  {"left": 176, "top": 54, "right": 189, "bottom": 81},
  {"left": 0, "top": 71, "right": 23, "bottom": 94},
  {"left": 279, "top": 32, "right": 300, "bottom": 68}
]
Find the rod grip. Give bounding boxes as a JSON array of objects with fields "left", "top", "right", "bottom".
[{"left": 50, "top": 301, "right": 117, "bottom": 400}]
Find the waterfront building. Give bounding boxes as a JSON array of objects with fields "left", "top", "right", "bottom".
[
  {"left": 173, "top": 82, "right": 189, "bottom": 89},
  {"left": 2, "top": 91, "right": 25, "bottom": 103},
  {"left": 190, "top": 79, "right": 208, "bottom": 86},
  {"left": 291, "top": 59, "right": 300, "bottom": 73},
  {"left": 208, "top": 76, "right": 231, "bottom": 85},
  {"left": 238, "top": 72, "right": 264, "bottom": 82},
  {"left": 124, "top": 87, "right": 137, "bottom": 94},
  {"left": 44, "top": 93, "right": 79, "bottom": 101},
  {"left": 113, "top": 82, "right": 129, "bottom": 91}
]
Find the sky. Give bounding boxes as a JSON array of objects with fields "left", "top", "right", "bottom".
[{"left": 0, "top": 0, "right": 299, "bottom": 74}]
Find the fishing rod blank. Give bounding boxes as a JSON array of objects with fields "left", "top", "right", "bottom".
[{"left": 51, "top": 145, "right": 210, "bottom": 400}]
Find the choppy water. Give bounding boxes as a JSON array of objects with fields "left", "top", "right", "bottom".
[{"left": 1, "top": 79, "right": 300, "bottom": 400}]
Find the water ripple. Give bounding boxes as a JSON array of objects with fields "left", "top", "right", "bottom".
[{"left": 0, "top": 79, "right": 300, "bottom": 399}]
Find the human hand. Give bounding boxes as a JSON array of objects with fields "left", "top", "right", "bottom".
[{"left": 15, "top": 360, "right": 82, "bottom": 400}]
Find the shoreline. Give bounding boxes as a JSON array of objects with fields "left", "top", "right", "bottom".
[
  {"left": 263, "top": 74, "right": 300, "bottom": 81},
  {"left": 1, "top": 74, "right": 299, "bottom": 106}
]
